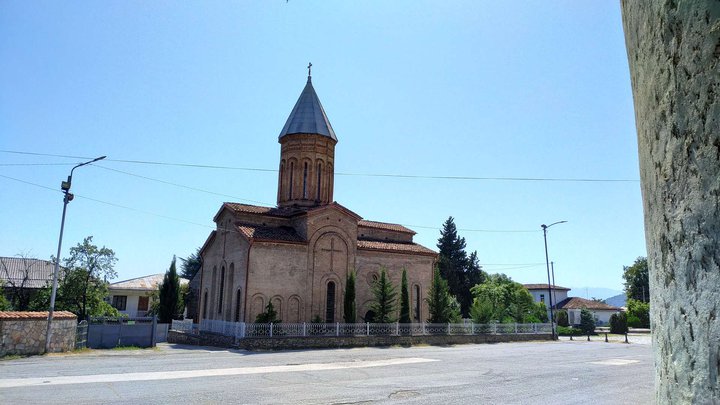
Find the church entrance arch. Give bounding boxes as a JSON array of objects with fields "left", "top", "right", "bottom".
[{"left": 309, "top": 229, "right": 351, "bottom": 321}]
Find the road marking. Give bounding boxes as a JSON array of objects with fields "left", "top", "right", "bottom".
[
  {"left": 590, "top": 359, "right": 640, "bottom": 366},
  {"left": 0, "top": 357, "right": 437, "bottom": 388}
]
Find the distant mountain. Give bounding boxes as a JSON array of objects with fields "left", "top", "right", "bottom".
[
  {"left": 568, "top": 287, "right": 623, "bottom": 301},
  {"left": 604, "top": 294, "right": 627, "bottom": 308}
]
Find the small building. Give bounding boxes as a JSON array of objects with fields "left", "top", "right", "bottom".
[
  {"left": 555, "top": 297, "right": 622, "bottom": 326},
  {"left": 0, "top": 256, "right": 58, "bottom": 309},
  {"left": 108, "top": 274, "right": 189, "bottom": 318},
  {"left": 523, "top": 283, "right": 570, "bottom": 309}
]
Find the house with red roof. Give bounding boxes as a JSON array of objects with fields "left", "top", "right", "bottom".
[{"left": 523, "top": 283, "right": 622, "bottom": 326}]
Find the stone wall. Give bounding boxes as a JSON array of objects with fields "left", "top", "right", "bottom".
[
  {"left": 0, "top": 311, "right": 77, "bottom": 356},
  {"left": 168, "top": 330, "right": 552, "bottom": 351}
]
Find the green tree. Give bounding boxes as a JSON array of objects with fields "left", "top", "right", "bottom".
[
  {"left": 427, "top": 267, "right": 454, "bottom": 323},
  {"left": 623, "top": 257, "right": 649, "bottom": 303},
  {"left": 344, "top": 271, "right": 356, "bottom": 323},
  {"left": 158, "top": 256, "right": 183, "bottom": 323},
  {"left": 369, "top": 268, "right": 397, "bottom": 323},
  {"left": 470, "top": 273, "right": 540, "bottom": 323},
  {"left": 626, "top": 298, "right": 650, "bottom": 328},
  {"left": 255, "top": 301, "right": 281, "bottom": 323},
  {"left": 0, "top": 283, "right": 10, "bottom": 311},
  {"left": 556, "top": 309, "right": 569, "bottom": 327},
  {"left": 610, "top": 312, "right": 628, "bottom": 334},
  {"left": 437, "top": 217, "right": 487, "bottom": 317},
  {"left": 46, "top": 236, "right": 118, "bottom": 319},
  {"left": 579, "top": 308, "right": 596, "bottom": 335},
  {"left": 399, "top": 269, "right": 411, "bottom": 323},
  {"left": 179, "top": 247, "right": 202, "bottom": 280}
]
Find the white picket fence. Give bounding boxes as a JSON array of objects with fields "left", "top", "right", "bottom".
[{"left": 183, "top": 319, "right": 552, "bottom": 340}]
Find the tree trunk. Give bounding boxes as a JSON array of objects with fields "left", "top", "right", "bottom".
[{"left": 621, "top": 1, "right": 720, "bottom": 403}]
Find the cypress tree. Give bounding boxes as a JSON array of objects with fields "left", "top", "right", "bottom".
[
  {"left": 399, "top": 269, "right": 411, "bottom": 323},
  {"left": 344, "top": 271, "right": 356, "bottom": 323},
  {"left": 369, "top": 268, "right": 397, "bottom": 323},
  {"left": 158, "top": 256, "right": 181, "bottom": 323},
  {"left": 427, "top": 267, "right": 453, "bottom": 323}
]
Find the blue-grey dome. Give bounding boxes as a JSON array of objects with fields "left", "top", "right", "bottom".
[{"left": 279, "top": 77, "right": 337, "bottom": 141}]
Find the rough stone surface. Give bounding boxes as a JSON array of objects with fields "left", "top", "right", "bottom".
[
  {"left": 0, "top": 311, "right": 77, "bottom": 355},
  {"left": 621, "top": 1, "right": 720, "bottom": 403},
  {"left": 168, "top": 330, "right": 552, "bottom": 351}
]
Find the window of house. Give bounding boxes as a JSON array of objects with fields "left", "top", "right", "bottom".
[
  {"left": 540, "top": 294, "right": 545, "bottom": 303},
  {"left": 203, "top": 291, "right": 208, "bottom": 319},
  {"left": 414, "top": 285, "right": 421, "bottom": 321},
  {"left": 235, "top": 289, "right": 242, "bottom": 322},
  {"left": 316, "top": 162, "right": 322, "bottom": 200},
  {"left": 303, "top": 162, "right": 308, "bottom": 199},
  {"left": 112, "top": 295, "right": 127, "bottom": 311},
  {"left": 138, "top": 296, "right": 149, "bottom": 312},
  {"left": 289, "top": 162, "right": 294, "bottom": 198},
  {"left": 218, "top": 266, "right": 225, "bottom": 314}
]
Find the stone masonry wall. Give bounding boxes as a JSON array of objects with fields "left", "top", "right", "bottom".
[{"left": 0, "top": 311, "right": 77, "bottom": 356}]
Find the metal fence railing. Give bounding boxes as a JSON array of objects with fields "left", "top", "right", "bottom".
[{"left": 178, "top": 320, "right": 552, "bottom": 340}]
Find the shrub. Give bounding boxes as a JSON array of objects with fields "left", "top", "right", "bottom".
[
  {"left": 579, "top": 308, "right": 596, "bottom": 335},
  {"left": 555, "top": 310, "right": 569, "bottom": 327},
  {"left": 557, "top": 326, "right": 583, "bottom": 336},
  {"left": 609, "top": 312, "right": 628, "bottom": 334}
]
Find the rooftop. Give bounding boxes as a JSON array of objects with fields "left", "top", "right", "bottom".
[
  {"left": 279, "top": 76, "right": 337, "bottom": 141},
  {"left": 0, "top": 257, "right": 56, "bottom": 289},
  {"left": 109, "top": 274, "right": 189, "bottom": 291},
  {"left": 556, "top": 296, "right": 622, "bottom": 311},
  {"left": 523, "top": 283, "right": 571, "bottom": 291}
]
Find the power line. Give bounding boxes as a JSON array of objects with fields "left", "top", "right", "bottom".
[
  {"left": 0, "top": 149, "right": 640, "bottom": 183},
  {"left": 0, "top": 173, "right": 541, "bottom": 234}
]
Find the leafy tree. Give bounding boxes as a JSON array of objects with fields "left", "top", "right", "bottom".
[
  {"left": 610, "top": 312, "right": 628, "bottom": 334},
  {"left": 255, "top": 301, "right": 281, "bottom": 323},
  {"left": 41, "top": 237, "right": 118, "bottom": 319},
  {"left": 369, "top": 268, "right": 397, "bottom": 323},
  {"left": 437, "top": 217, "right": 487, "bottom": 317},
  {"left": 470, "top": 273, "right": 540, "bottom": 323},
  {"left": 344, "top": 271, "right": 356, "bottom": 323},
  {"left": 623, "top": 257, "right": 649, "bottom": 303},
  {"left": 556, "top": 309, "right": 569, "bottom": 327},
  {"left": 399, "top": 269, "right": 411, "bottom": 323},
  {"left": 158, "top": 256, "right": 183, "bottom": 323},
  {"left": 626, "top": 298, "right": 650, "bottom": 328},
  {"left": 179, "top": 247, "right": 202, "bottom": 280},
  {"left": 579, "top": 308, "right": 596, "bottom": 335},
  {"left": 427, "top": 267, "right": 454, "bottom": 323}
]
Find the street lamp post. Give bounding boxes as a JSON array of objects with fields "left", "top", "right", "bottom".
[
  {"left": 542, "top": 220, "right": 566, "bottom": 340},
  {"left": 45, "top": 155, "right": 106, "bottom": 353}
]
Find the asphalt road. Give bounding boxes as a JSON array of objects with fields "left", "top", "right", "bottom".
[{"left": 0, "top": 340, "right": 653, "bottom": 404}]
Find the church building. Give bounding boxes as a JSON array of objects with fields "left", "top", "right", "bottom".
[{"left": 197, "top": 71, "right": 436, "bottom": 324}]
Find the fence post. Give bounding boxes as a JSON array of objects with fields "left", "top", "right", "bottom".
[
  {"left": 336, "top": 322, "right": 339, "bottom": 337},
  {"left": 270, "top": 323, "right": 273, "bottom": 338},
  {"left": 422, "top": 322, "right": 426, "bottom": 335},
  {"left": 151, "top": 315, "right": 157, "bottom": 347},
  {"left": 624, "top": 332, "right": 629, "bottom": 344},
  {"left": 366, "top": 322, "right": 370, "bottom": 336},
  {"left": 447, "top": 323, "right": 450, "bottom": 335},
  {"left": 471, "top": 322, "right": 475, "bottom": 335},
  {"left": 303, "top": 322, "right": 306, "bottom": 337},
  {"left": 605, "top": 332, "right": 608, "bottom": 343},
  {"left": 396, "top": 322, "right": 399, "bottom": 336},
  {"left": 515, "top": 323, "right": 518, "bottom": 334},
  {"left": 493, "top": 322, "right": 497, "bottom": 334}
]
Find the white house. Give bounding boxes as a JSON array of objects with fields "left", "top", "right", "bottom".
[
  {"left": 523, "top": 283, "right": 570, "bottom": 309},
  {"left": 108, "top": 274, "right": 189, "bottom": 318},
  {"left": 555, "top": 297, "right": 622, "bottom": 326}
]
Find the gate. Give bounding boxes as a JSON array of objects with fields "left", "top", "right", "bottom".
[
  {"left": 87, "top": 317, "right": 157, "bottom": 349},
  {"left": 75, "top": 320, "right": 88, "bottom": 349}
]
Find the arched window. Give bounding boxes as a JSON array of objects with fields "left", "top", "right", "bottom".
[
  {"left": 218, "top": 266, "right": 225, "bottom": 314},
  {"left": 302, "top": 162, "right": 308, "bottom": 199},
  {"left": 203, "top": 290, "right": 209, "bottom": 319},
  {"left": 414, "top": 285, "right": 421, "bottom": 321},
  {"left": 326, "top": 281, "right": 336, "bottom": 323},
  {"left": 235, "top": 289, "right": 242, "bottom": 322},
  {"left": 316, "top": 162, "right": 322, "bottom": 200},
  {"left": 288, "top": 161, "right": 294, "bottom": 199},
  {"left": 279, "top": 162, "right": 285, "bottom": 197}
]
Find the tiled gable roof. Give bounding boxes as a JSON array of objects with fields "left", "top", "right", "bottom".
[
  {"left": 556, "top": 296, "right": 622, "bottom": 311},
  {"left": 358, "top": 220, "right": 416, "bottom": 235},
  {"left": 357, "top": 240, "right": 437, "bottom": 256},
  {"left": 223, "top": 203, "right": 304, "bottom": 218},
  {"left": 237, "top": 223, "right": 305, "bottom": 244}
]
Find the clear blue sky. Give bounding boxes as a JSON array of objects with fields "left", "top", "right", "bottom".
[{"left": 0, "top": 1, "right": 644, "bottom": 296}]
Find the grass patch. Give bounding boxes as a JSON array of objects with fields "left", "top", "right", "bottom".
[
  {"left": 111, "top": 345, "right": 143, "bottom": 351},
  {"left": 1, "top": 354, "right": 25, "bottom": 361}
]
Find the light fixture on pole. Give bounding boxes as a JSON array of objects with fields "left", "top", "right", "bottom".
[
  {"left": 45, "top": 155, "right": 106, "bottom": 353},
  {"left": 541, "top": 220, "right": 566, "bottom": 340}
]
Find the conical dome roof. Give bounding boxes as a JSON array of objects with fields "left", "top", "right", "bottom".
[{"left": 279, "top": 76, "right": 337, "bottom": 141}]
